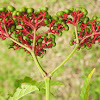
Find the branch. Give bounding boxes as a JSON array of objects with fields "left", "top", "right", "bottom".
[
  {"left": 9, "top": 37, "right": 31, "bottom": 52},
  {"left": 50, "top": 44, "right": 79, "bottom": 77},
  {"left": 32, "top": 28, "right": 36, "bottom": 51},
  {"left": 80, "top": 32, "right": 100, "bottom": 45},
  {"left": 75, "top": 25, "right": 79, "bottom": 44},
  {"left": 38, "top": 31, "right": 49, "bottom": 36}
]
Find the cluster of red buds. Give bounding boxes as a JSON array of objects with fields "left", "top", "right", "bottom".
[
  {"left": 59, "top": 7, "right": 100, "bottom": 50},
  {"left": 0, "top": 6, "right": 100, "bottom": 56},
  {"left": 0, "top": 5, "right": 69, "bottom": 57}
]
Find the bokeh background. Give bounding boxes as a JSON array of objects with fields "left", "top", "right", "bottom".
[{"left": 0, "top": 0, "right": 100, "bottom": 100}]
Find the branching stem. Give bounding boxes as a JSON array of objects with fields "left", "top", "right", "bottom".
[
  {"left": 38, "top": 31, "right": 49, "bottom": 36},
  {"left": 30, "top": 51, "right": 47, "bottom": 77},
  {"left": 4, "top": 23, "right": 47, "bottom": 77},
  {"left": 80, "top": 32, "right": 100, "bottom": 44},
  {"left": 50, "top": 44, "right": 79, "bottom": 76},
  {"left": 75, "top": 25, "right": 79, "bottom": 44},
  {"left": 50, "top": 25, "right": 79, "bottom": 77},
  {"left": 33, "top": 28, "right": 36, "bottom": 51}
]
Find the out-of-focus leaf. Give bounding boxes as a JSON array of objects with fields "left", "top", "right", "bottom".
[{"left": 80, "top": 68, "right": 95, "bottom": 100}]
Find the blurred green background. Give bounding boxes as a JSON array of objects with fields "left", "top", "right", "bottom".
[{"left": 0, "top": 0, "right": 100, "bottom": 100}]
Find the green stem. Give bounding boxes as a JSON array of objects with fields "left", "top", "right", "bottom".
[
  {"left": 75, "top": 25, "right": 79, "bottom": 44},
  {"left": 5, "top": 23, "right": 46, "bottom": 77},
  {"left": 50, "top": 44, "right": 79, "bottom": 76},
  {"left": 33, "top": 28, "right": 36, "bottom": 51},
  {"left": 9, "top": 37, "right": 31, "bottom": 52},
  {"left": 9, "top": 38, "right": 46, "bottom": 77},
  {"left": 45, "top": 77, "right": 50, "bottom": 100},
  {"left": 50, "top": 25, "right": 79, "bottom": 76},
  {"left": 31, "top": 51, "right": 47, "bottom": 77},
  {"left": 31, "top": 28, "right": 47, "bottom": 77}
]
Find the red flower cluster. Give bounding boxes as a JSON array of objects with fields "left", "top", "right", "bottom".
[
  {"left": 0, "top": 11, "right": 14, "bottom": 39},
  {"left": 0, "top": 6, "right": 68, "bottom": 56},
  {"left": 58, "top": 8, "right": 100, "bottom": 49},
  {"left": 73, "top": 20, "right": 100, "bottom": 49},
  {"left": 60, "top": 10, "right": 84, "bottom": 26},
  {"left": 0, "top": 6, "right": 100, "bottom": 56}
]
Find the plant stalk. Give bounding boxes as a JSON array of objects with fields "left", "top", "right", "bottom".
[
  {"left": 9, "top": 37, "right": 31, "bottom": 52},
  {"left": 50, "top": 25, "right": 79, "bottom": 76},
  {"left": 75, "top": 25, "right": 79, "bottom": 44},
  {"left": 33, "top": 28, "right": 36, "bottom": 51},
  {"left": 31, "top": 51, "right": 47, "bottom": 77},
  {"left": 50, "top": 44, "right": 79, "bottom": 76},
  {"left": 45, "top": 77, "right": 50, "bottom": 100}
]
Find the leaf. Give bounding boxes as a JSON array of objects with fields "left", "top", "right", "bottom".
[
  {"left": 23, "top": 76, "right": 37, "bottom": 85},
  {"left": 35, "top": 80, "right": 64, "bottom": 89},
  {"left": 23, "top": 76, "right": 33, "bottom": 83},
  {"left": 15, "top": 80, "right": 23, "bottom": 88},
  {"left": 9, "top": 84, "right": 39, "bottom": 100},
  {"left": 15, "top": 76, "right": 37, "bottom": 88},
  {"left": 50, "top": 80, "right": 64, "bottom": 86},
  {"left": 36, "top": 88, "right": 46, "bottom": 94},
  {"left": 35, "top": 80, "right": 64, "bottom": 95},
  {"left": 36, "top": 81, "right": 45, "bottom": 88},
  {"left": 80, "top": 68, "right": 95, "bottom": 100}
]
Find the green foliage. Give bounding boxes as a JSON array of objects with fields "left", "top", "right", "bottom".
[
  {"left": 80, "top": 68, "right": 95, "bottom": 100},
  {"left": 9, "top": 84, "right": 39, "bottom": 100},
  {"left": 14, "top": 77, "right": 64, "bottom": 99},
  {"left": 89, "top": 71, "right": 100, "bottom": 99},
  {"left": 50, "top": 80, "right": 64, "bottom": 86},
  {"left": 15, "top": 76, "right": 64, "bottom": 89},
  {"left": 15, "top": 76, "right": 37, "bottom": 88},
  {"left": 36, "top": 80, "right": 64, "bottom": 88}
]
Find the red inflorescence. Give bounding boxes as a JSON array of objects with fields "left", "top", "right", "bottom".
[
  {"left": 59, "top": 8, "right": 100, "bottom": 49},
  {"left": 70, "top": 18, "right": 100, "bottom": 49},
  {"left": 0, "top": 11, "right": 14, "bottom": 39},
  {"left": 1, "top": 6, "right": 100, "bottom": 56},
  {"left": 0, "top": 7, "right": 67, "bottom": 56},
  {"left": 60, "top": 10, "right": 84, "bottom": 26}
]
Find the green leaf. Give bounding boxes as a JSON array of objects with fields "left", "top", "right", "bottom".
[
  {"left": 50, "top": 80, "right": 64, "bottom": 86},
  {"left": 36, "top": 80, "right": 64, "bottom": 89},
  {"left": 36, "top": 88, "right": 46, "bottom": 94},
  {"left": 36, "top": 81, "right": 45, "bottom": 88},
  {"left": 35, "top": 80, "right": 64, "bottom": 95},
  {"left": 9, "top": 84, "right": 39, "bottom": 100},
  {"left": 80, "top": 68, "right": 95, "bottom": 100},
  {"left": 23, "top": 76, "right": 37, "bottom": 84},
  {"left": 15, "top": 76, "right": 37, "bottom": 88}
]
